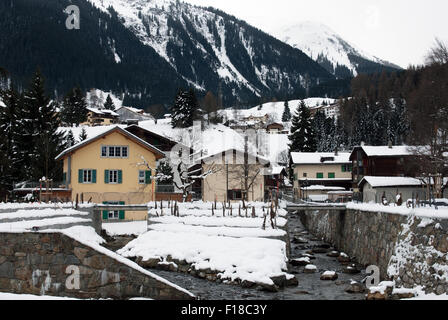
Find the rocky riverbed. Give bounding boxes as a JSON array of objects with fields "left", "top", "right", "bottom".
[{"left": 104, "top": 210, "right": 369, "bottom": 300}]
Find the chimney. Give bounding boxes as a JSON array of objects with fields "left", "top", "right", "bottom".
[{"left": 388, "top": 140, "right": 393, "bottom": 149}]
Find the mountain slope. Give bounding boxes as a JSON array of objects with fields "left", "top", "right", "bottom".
[
  {"left": 0, "top": 0, "right": 335, "bottom": 110},
  {"left": 276, "top": 21, "right": 402, "bottom": 79}
]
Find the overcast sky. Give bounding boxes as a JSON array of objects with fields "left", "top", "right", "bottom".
[{"left": 183, "top": 0, "right": 448, "bottom": 68}]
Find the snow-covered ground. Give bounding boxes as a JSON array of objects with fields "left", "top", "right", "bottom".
[
  {"left": 115, "top": 201, "right": 291, "bottom": 286},
  {"left": 347, "top": 202, "right": 448, "bottom": 219},
  {"left": 103, "top": 220, "right": 148, "bottom": 236}
]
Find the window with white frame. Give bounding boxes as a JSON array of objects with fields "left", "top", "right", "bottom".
[
  {"left": 109, "top": 170, "right": 118, "bottom": 183},
  {"left": 138, "top": 170, "right": 145, "bottom": 184},
  {"left": 83, "top": 170, "right": 93, "bottom": 183},
  {"left": 102, "top": 146, "right": 129, "bottom": 158}
]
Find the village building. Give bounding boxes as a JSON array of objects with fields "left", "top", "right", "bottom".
[
  {"left": 291, "top": 152, "right": 352, "bottom": 198},
  {"left": 115, "top": 106, "right": 155, "bottom": 124},
  {"left": 266, "top": 122, "right": 288, "bottom": 134},
  {"left": 197, "top": 149, "right": 270, "bottom": 202},
  {"left": 349, "top": 145, "right": 420, "bottom": 191},
  {"left": 82, "top": 107, "right": 120, "bottom": 126},
  {"left": 55, "top": 126, "right": 165, "bottom": 221},
  {"left": 358, "top": 176, "right": 426, "bottom": 204}
]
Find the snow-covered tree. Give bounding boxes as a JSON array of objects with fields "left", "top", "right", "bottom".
[
  {"left": 66, "top": 130, "right": 76, "bottom": 147},
  {"left": 155, "top": 160, "right": 174, "bottom": 184},
  {"left": 288, "top": 101, "right": 316, "bottom": 153},
  {"left": 171, "top": 89, "right": 198, "bottom": 128},
  {"left": 103, "top": 94, "right": 115, "bottom": 110},
  {"left": 61, "top": 87, "right": 88, "bottom": 126},
  {"left": 79, "top": 127, "right": 88, "bottom": 141},
  {"left": 282, "top": 100, "right": 291, "bottom": 122}
]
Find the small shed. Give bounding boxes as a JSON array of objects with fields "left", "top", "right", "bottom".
[{"left": 359, "top": 176, "right": 425, "bottom": 203}]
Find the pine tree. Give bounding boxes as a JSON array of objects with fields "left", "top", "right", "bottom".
[
  {"left": 288, "top": 101, "right": 316, "bottom": 153},
  {"left": 21, "top": 70, "right": 67, "bottom": 182},
  {"left": 0, "top": 85, "right": 22, "bottom": 194},
  {"left": 79, "top": 127, "right": 88, "bottom": 141},
  {"left": 66, "top": 130, "right": 76, "bottom": 147},
  {"left": 171, "top": 89, "right": 197, "bottom": 128},
  {"left": 282, "top": 100, "right": 291, "bottom": 122},
  {"left": 104, "top": 94, "right": 115, "bottom": 110},
  {"left": 61, "top": 87, "right": 88, "bottom": 126}
]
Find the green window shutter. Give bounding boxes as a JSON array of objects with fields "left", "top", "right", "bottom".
[
  {"left": 145, "top": 170, "right": 152, "bottom": 184},
  {"left": 92, "top": 170, "right": 97, "bottom": 184},
  {"left": 104, "top": 170, "right": 109, "bottom": 184},
  {"left": 78, "top": 169, "right": 83, "bottom": 183},
  {"left": 63, "top": 172, "right": 67, "bottom": 184},
  {"left": 342, "top": 165, "right": 346, "bottom": 172},
  {"left": 293, "top": 174, "right": 297, "bottom": 181},
  {"left": 317, "top": 173, "right": 323, "bottom": 179},
  {"left": 328, "top": 172, "right": 335, "bottom": 179},
  {"left": 102, "top": 201, "right": 108, "bottom": 220},
  {"left": 119, "top": 201, "right": 125, "bottom": 220},
  {"left": 118, "top": 170, "right": 123, "bottom": 184}
]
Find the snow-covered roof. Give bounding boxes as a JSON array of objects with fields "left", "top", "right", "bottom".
[
  {"left": 359, "top": 176, "right": 424, "bottom": 188},
  {"left": 356, "top": 145, "right": 415, "bottom": 157},
  {"left": 87, "top": 107, "right": 119, "bottom": 117},
  {"left": 291, "top": 152, "right": 351, "bottom": 165},
  {"left": 265, "top": 166, "right": 286, "bottom": 175},
  {"left": 301, "top": 185, "right": 345, "bottom": 191},
  {"left": 55, "top": 126, "right": 165, "bottom": 160}
]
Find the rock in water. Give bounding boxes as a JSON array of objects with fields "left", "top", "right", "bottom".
[
  {"left": 290, "top": 257, "right": 311, "bottom": 266},
  {"left": 320, "top": 271, "right": 338, "bottom": 281},
  {"left": 304, "top": 264, "right": 317, "bottom": 273},
  {"left": 345, "top": 281, "right": 366, "bottom": 293},
  {"left": 326, "top": 251, "right": 339, "bottom": 257},
  {"left": 337, "top": 252, "right": 351, "bottom": 264}
]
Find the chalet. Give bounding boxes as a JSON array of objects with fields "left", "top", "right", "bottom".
[
  {"left": 82, "top": 107, "right": 119, "bottom": 126},
  {"left": 291, "top": 152, "right": 352, "bottom": 198},
  {"left": 55, "top": 126, "right": 165, "bottom": 221},
  {"left": 196, "top": 149, "right": 270, "bottom": 202},
  {"left": 349, "top": 145, "right": 420, "bottom": 191},
  {"left": 266, "top": 122, "right": 287, "bottom": 134},
  {"left": 116, "top": 106, "right": 155, "bottom": 124},
  {"left": 359, "top": 176, "right": 425, "bottom": 204}
]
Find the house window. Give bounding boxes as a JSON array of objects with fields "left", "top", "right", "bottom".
[
  {"left": 109, "top": 170, "right": 118, "bottom": 183},
  {"left": 342, "top": 164, "right": 353, "bottom": 172},
  {"left": 102, "top": 201, "right": 125, "bottom": 220},
  {"left": 122, "top": 146, "right": 128, "bottom": 158},
  {"left": 227, "top": 190, "right": 242, "bottom": 200},
  {"left": 316, "top": 173, "right": 324, "bottom": 179},
  {"left": 101, "top": 146, "right": 129, "bottom": 158},
  {"left": 101, "top": 146, "right": 107, "bottom": 157},
  {"left": 138, "top": 170, "right": 145, "bottom": 184},
  {"left": 328, "top": 172, "right": 335, "bottom": 179},
  {"left": 78, "top": 169, "right": 96, "bottom": 184},
  {"left": 303, "top": 173, "right": 307, "bottom": 178}
]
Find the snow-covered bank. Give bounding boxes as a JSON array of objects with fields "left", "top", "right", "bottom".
[
  {"left": 346, "top": 202, "right": 448, "bottom": 219},
  {"left": 118, "top": 231, "right": 289, "bottom": 286}
]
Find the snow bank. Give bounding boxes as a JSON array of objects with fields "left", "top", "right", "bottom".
[
  {"left": 0, "top": 208, "right": 89, "bottom": 220},
  {"left": 150, "top": 215, "right": 287, "bottom": 228},
  {"left": 347, "top": 202, "right": 448, "bottom": 219},
  {"left": 148, "top": 223, "right": 286, "bottom": 238},
  {"left": 0, "top": 217, "right": 91, "bottom": 232},
  {"left": 118, "top": 231, "right": 288, "bottom": 286},
  {"left": 103, "top": 221, "right": 148, "bottom": 236}
]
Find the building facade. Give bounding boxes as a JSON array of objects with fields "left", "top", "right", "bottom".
[{"left": 56, "top": 126, "right": 165, "bottom": 221}]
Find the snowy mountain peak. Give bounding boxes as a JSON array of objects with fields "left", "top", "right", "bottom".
[{"left": 276, "top": 21, "right": 401, "bottom": 78}]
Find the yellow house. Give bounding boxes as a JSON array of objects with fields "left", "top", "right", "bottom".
[{"left": 55, "top": 126, "right": 165, "bottom": 221}]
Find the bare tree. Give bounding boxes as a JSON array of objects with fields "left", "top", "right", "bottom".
[{"left": 425, "top": 38, "right": 448, "bottom": 66}]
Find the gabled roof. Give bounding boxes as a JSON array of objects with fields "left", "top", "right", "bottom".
[
  {"left": 87, "top": 107, "right": 119, "bottom": 117},
  {"left": 350, "top": 145, "right": 415, "bottom": 159},
  {"left": 55, "top": 126, "right": 165, "bottom": 160},
  {"left": 195, "top": 148, "right": 270, "bottom": 166},
  {"left": 291, "top": 152, "right": 351, "bottom": 165},
  {"left": 359, "top": 176, "right": 424, "bottom": 188}
]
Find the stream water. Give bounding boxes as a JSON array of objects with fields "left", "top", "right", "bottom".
[{"left": 148, "top": 211, "right": 367, "bottom": 300}]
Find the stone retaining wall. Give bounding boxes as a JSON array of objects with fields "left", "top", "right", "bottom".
[
  {"left": 0, "top": 232, "right": 194, "bottom": 300},
  {"left": 299, "top": 208, "right": 448, "bottom": 294}
]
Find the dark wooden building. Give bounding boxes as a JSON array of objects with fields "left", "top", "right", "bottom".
[{"left": 349, "top": 145, "right": 419, "bottom": 190}]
